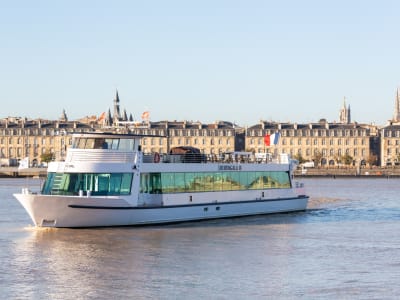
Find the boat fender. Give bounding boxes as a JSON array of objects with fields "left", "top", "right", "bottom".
[{"left": 154, "top": 152, "right": 160, "bottom": 163}]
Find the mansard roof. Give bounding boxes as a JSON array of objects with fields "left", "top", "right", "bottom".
[
  {"left": 149, "top": 120, "right": 236, "bottom": 130},
  {"left": 382, "top": 124, "right": 400, "bottom": 130},
  {"left": 248, "top": 121, "right": 373, "bottom": 131},
  {"left": 0, "top": 118, "right": 93, "bottom": 130}
]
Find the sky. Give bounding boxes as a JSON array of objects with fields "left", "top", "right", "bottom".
[{"left": 1, "top": 0, "right": 400, "bottom": 126}]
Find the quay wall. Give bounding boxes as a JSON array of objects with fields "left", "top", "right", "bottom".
[
  {"left": 294, "top": 167, "right": 400, "bottom": 178},
  {"left": 0, "top": 167, "right": 47, "bottom": 178}
]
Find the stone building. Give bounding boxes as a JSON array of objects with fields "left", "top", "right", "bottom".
[
  {"left": 106, "top": 92, "right": 244, "bottom": 155},
  {"left": 380, "top": 124, "right": 400, "bottom": 166},
  {"left": 126, "top": 120, "right": 243, "bottom": 156},
  {"left": 0, "top": 115, "right": 94, "bottom": 167},
  {"left": 380, "top": 88, "right": 400, "bottom": 166},
  {"left": 0, "top": 92, "right": 388, "bottom": 168},
  {"left": 245, "top": 120, "right": 378, "bottom": 167}
]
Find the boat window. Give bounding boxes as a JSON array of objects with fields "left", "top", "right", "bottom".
[
  {"left": 119, "top": 139, "right": 135, "bottom": 151},
  {"left": 111, "top": 139, "right": 120, "bottom": 150},
  {"left": 42, "top": 172, "right": 133, "bottom": 196},
  {"left": 230, "top": 172, "right": 242, "bottom": 190},
  {"left": 71, "top": 137, "right": 136, "bottom": 150},
  {"left": 174, "top": 173, "right": 186, "bottom": 193},
  {"left": 78, "top": 138, "right": 87, "bottom": 149},
  {"left": 140, "top": 171, "right": 291, "bottom": 194},
  {"left": 94, "top": 138, "right": 108, "bottom": 149},
  {"left": 42, "top": 172, "right": 56, "bottom": 194},
  {"left": 73, "top": 138, "right": 80, "bottom": 148},
  {"left": 104, "top": 139, "right": 113, "bottom": 149},
  {"left": 85, "top": 138, "right": 95, "bottom": 149}
]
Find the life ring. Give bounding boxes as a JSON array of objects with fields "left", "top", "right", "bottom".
[{"left": 153, "top": 152, "right": 160, "bottom": 163}]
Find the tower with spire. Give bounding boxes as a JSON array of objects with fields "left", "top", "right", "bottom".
[
  {"left": 59, "top": 109, "right": 68, "bottom": 122},
  {"left": 339, "top": 97, "right": 351, "bottom": 124},
  {"left": 113, "top": 90, "right": 121, "bottom": 125},
  {"left": 393, "top": 88, "right": 400, "bottom": 122}
]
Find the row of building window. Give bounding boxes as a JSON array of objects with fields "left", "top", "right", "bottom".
[
  {"left": 386, "top": 148, "right": 400, "bottom": 155},
  {"left": 248, "top": 129, "right": 368, "bottom": 137},
  {"left": 0, "top": 129, "right": 75, "bottom": 136},
  {"left": 248, "top": 138, "right": 368, "bottom": 146},
  {"left": 0, "top": 137, "right": 72, "bottom": 146},
  {"left": 265, "top": 148, "right": 367, "bottom": 157},
  {"left": 385, "top": 131, "right": 400, "bottom": 137},
  {"left": 141, "top": 137, "right": 232, "bottom": 146},
  {"left": 132, "top": 129, "right": 234, "bottom": 137},
  {"left": 1, "top": 147, "right": 54, "bottom": 157}
]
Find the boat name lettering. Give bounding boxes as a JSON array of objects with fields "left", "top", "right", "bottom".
[{"left": 218, "top": 165, "right": 242, "bottom": 171}]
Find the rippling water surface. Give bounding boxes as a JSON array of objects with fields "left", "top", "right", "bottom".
[{"left": 1, "top": 177, "right": 400, "bottom": 299}]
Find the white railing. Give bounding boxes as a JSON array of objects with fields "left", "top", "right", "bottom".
[{"left": 142, "top": 153, "right": 291, "bottom": 164}]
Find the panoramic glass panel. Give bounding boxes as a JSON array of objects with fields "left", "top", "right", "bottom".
[
  {"left": 139, "top": 171, "right": 292, "bottom": 194},
  {"left": 161, "top": 173, "right": 175, "bottom": 193},
  {"left": 213, "top": 173, "right": 223, "bottom": 191},
  {"left": 184, "top": 173, "right": 196, "bottom": 192},
  {"left": 174, "top": 173, "right": 186, "bottom": 193},
  {"left": 192, "top": 173, "right": 205, "bottom": 192},
  {"left": 226, "top": 172, "right": 241, "bottom": 190},
  {"left": 202, "top": 172, "right": 214, "bottom": 192},
  {"left": 247, "top": 172, "right": 258, "bottom": 190},
  {"left": 42, "top": 173, "right": 132, "bottom": 196}
]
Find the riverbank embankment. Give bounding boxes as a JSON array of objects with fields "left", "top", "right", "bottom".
[
  {"left": 0, "top": 167, "right": 47, "bottom": 178},
  {"left": 294, "top": 167, "right": 400, "bottom": 178}
]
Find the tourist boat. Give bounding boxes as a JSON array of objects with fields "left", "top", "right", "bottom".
[{"left": 14, "top": 132, "right": 309, "bottom": 228}]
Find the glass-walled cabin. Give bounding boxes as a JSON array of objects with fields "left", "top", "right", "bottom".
[{"left": 72, "top": 135, "right": 138, "bottom": 151}]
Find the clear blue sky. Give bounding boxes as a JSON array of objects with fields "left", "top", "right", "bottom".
[{"left": 1, "top": 0, "right": 400, "bottom": 126}]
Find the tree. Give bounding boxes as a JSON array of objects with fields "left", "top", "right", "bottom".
[
  {"left": 293, "top": 153, "right": 306, "bottom": 164},
  {"left": 367, "top": 154, "right": 378, "bottom": 167},
  {"left": 341, "top": 153, "right": 353, "bottom": 166},
  {"left": 312, "top": 150, "right": 323, "bottom": 167},
  {"left": 40, "top": 151, "right": 54, "bottom": 164}
]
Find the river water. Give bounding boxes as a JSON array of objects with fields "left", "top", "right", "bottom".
[{"left": 1, "top": 177, "right": 399, "bottom": 299}]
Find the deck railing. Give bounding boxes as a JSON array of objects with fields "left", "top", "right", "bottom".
[{"left": 142, "top": 153, "right": 286, "bottom": 164}]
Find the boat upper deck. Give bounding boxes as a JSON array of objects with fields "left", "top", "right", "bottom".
[{"left": 66, "top": 132, "right": 292, "bottom": 165}]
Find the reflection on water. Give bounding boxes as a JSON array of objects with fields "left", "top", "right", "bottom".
[
  {"left": 1, "top": 178, "right": 400, "bottom": 299},
  {"left": 8, "top": 220, "right": 302, "bottom": 299}
]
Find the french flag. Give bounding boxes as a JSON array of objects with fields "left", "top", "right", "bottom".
[{"left": 264, "top": 132, "right": 280, "bottom": 146}]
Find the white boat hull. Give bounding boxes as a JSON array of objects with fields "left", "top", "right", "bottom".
[{"left": 14, "top": 193, "right": 308, "bottom": 228}]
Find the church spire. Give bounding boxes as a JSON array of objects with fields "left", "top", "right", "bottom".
[
  {"left": 339, "top": 97, "right": 351, "bottom": 124},
  {"left": 113, "top": 89, "right": 121, "bottom": 125},
  {"left": 393, "top": 88, "right": 400, "bottom": 122},
  {"left": 105, "top": 109, "right": 112, "bottom": 126},
  {"left": 60, "top": 109, "right": 68, "bottom": 122}
]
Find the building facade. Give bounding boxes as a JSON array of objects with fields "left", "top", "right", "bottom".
[
  {"left": 246, "top": 120, "right": 378, "bottom": 167},
  {"left": 0, "top": 117, "right": 94, "bottom": 166},
  {"left": 380, "top": 124, "right": 400, "bottom": 166},
  {"left": 0, "top": 115, "right": 379, "bottom": 168},
  {"left": 379, "top": 89, "right": 400, "bottom": 166},
  {"left": 124, "top": 120, "right": 243, "bottom": 156},
  {"left": 0, "top": 93, "right": 394, "bottom": 168}
]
